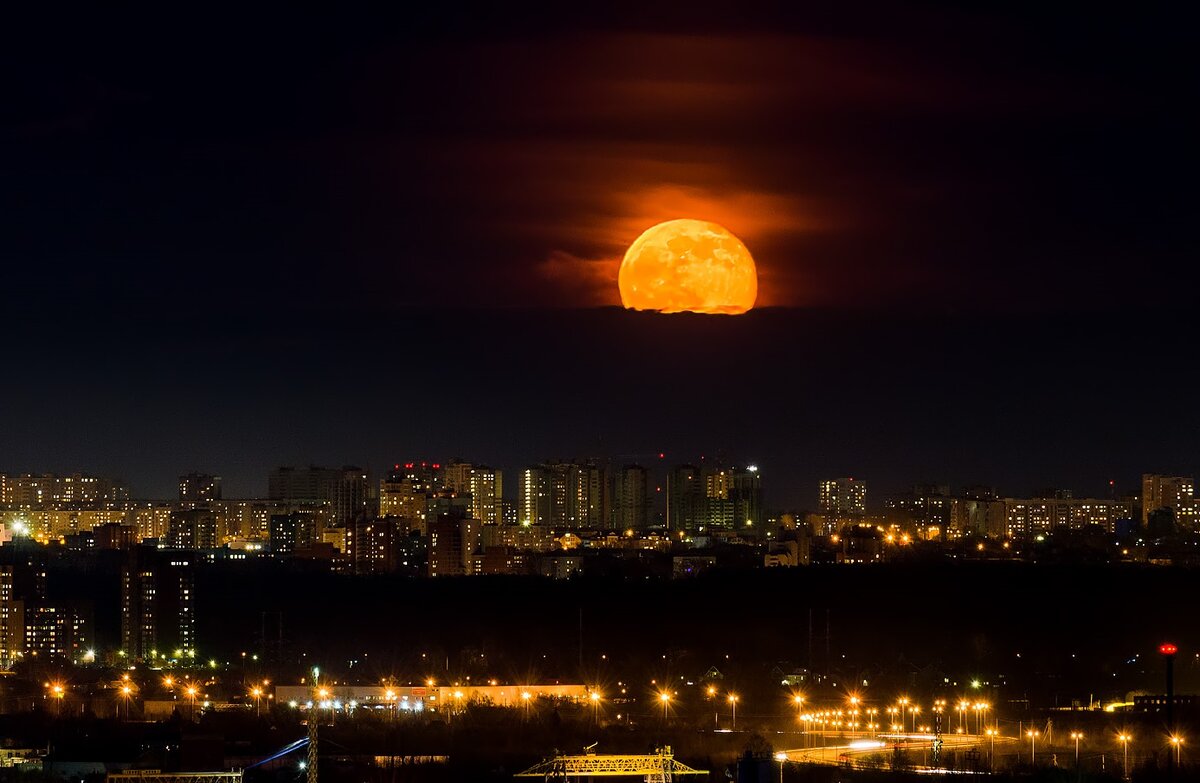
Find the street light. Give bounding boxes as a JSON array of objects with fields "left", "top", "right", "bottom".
[
  {"left": 1170, "top": 736, "right": 1184, "bottom": 767},
  {"left": 186, "top": 685, "right": 199, "bottom": 721},
  {"left": 1070, "top": 731, "right": 1084, "bottom": 778},
  {"left": 728, "top": 693, "right": 739, "bottom": 730},
  {"left": 49, "top": 683, "right": 65, "bottom": 717},
  {"left": 120, "top": 684, "right": 134, "bottom": 721},
  {"left": 659, "top": 691, "right": 671, "bottom": 721},
  {"left": 774, "top": 752, "right": 787, "bottom": 783},
  {"left": 1117, "top": 733, "right": 1131, "bottom": 780},
  {"left": 985, "top": 728, "right": 997, "bottom": 772},
  {"left": 250, "top": 686, "right": 263, "bottom": 718},
  {"left": 1027, "top": 729, "right": 1040, "bottom": 765},
  {"left": 589, "top": 690, "right": 602, "bottom": 723}
]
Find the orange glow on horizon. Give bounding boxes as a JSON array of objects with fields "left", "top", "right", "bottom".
[{"left": 618, "top": 219, "right": 757, "bottom": 314}]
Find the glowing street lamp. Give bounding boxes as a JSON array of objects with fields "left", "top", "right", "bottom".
[
  {"left": 976, "top": 702, "right": 990, "bottom": 734},
  {"left": 589, "top": 690, "right": 602, "bottom": 723},
  {"left": 659, "top": 691, "right": 671, "bottom": 721},
  {"left": 728, "top": 693, "right": 739, "bottom": 730},
  {"left": 186, "top": 685, "right": 199, "bottom": 721},
  {"left": 250, "top": 686, "right": 263, "bottom": 718},
  {"left": 1070, "top": 731, "right": 1084, "bottom": 774},
  {"left": 1117, "top": 733, "right": 1131, "bottom": 780},
  {"left": 120, "top": 684, "right": 134, "bottom": 721},
  {"left": 1170, "top": 736, "right": 1184, "bottom": 767},
  {"left": 1027, "top": 729, "right": 1040, "bottom": 765},
  {"left": 774, "top": 752, "right": 787, "bottom": 783},
  {"left": 48, "top": 682, "right": 65, "bottom": 716},
  {"left": 985, "top": 728, "right": 997, "bottom": 771}
]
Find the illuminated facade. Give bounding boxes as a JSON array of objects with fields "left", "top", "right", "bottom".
[
  {"left": 519, "top": 461, "right": 609, "bottom": 528},
  {"left": 1142, "top": 474, "right": 1195, "bottom": 528},
  {"left": 379, "top": 462, "right": 444, "bottom": 532},
  {"left": 699, "top": 465, "right": 761, "bottom": 530},
  {"left": 819, "top": 478, "right": 866, "bottom": 516},
  {"left": 0, "top": 566, "right": 18, "bottom": 667},
  {"left": 444, "top": 462, "right": 503, "bottom": 525},
  {"left": 886, "top": 485, "right": 955, "bottom": 538},
  {"left": 268, "top": 511, "right": 320, "bottom": 554},
  {"left": 1001, "top": 496, "right": 1135, "bottom": 538},
  {"left": 0, "top": 472, "right": 128, "bottom": 507},
  {"left": 167, "top": 509, "right": 218, "bottom": 550},
  {"left": 120, "top": 548, "right": 195, "bottom": 661}
]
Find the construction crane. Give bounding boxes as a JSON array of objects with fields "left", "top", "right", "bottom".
[{"left": 515, "top": 746, "right": 706, "bottom": 782}]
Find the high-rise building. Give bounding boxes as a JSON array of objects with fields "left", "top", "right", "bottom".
[
  {"left": 818, "top": 478, "right": 867, "bottom": 516},
  {"left": 1142, "top": 474, "right": 1196, "bottom": 528},
  {"left": 0, "top": 473, "right": 129, "bottom": 507},
  {"left": 518, "top": 461, "right": 609, "bottom": 528},
  {"left": 668, "top": 465, "right": 704, "bottom": 530},
  {"left": 178, "top": 473, "right": 222, "bottom": 502},
  {"left": 269, "top": 512, "right": 319, "bottom": 554},
  {"left": 612, "top": 464, "right": 649, "bottom": 530},
  {"left": 444, "top": 462, "right": 503, "bottom": 525},
  {"left": 378, "top": 462, "right": 444, "bottom": 532},
  {"left": 0, "top": 566, "right": 19, "bottom": 667},
  {"left": 120, "top": 548, "right": 195, "bottom": 661},
  {"left": 166, "top": 508, "right": 218, "bottom": 550},
  {"left": 428, "top": 515, "right": 480, "bottom": 577},
  {"left": 22, "top": 603, "right": 91, "bottom": 660},
  {"left": 886, "top": 485, "right": 955, "bottom": 538},
  {"left": 693, "top": 465, "right": 762, "bottom": 530},
  {"left": 344, "top": 517, "right": 398, "bottom": 575},
  {"left": 269, "top": 465, "right": 372, "bottom": 527},
  {"left": 729, "top": 465, "right": 763, "bottom": 529}
]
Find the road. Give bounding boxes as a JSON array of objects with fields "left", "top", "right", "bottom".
[{"left": 779, "top": 733, "right": 1016, "bottom": 771}]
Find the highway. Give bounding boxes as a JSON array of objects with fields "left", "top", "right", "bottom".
[{"left": 779, "top": 733, "right": 1016, "bottom": 771}]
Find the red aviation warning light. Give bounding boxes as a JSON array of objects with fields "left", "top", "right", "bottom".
[{"left": 1160, "top": 643, "right": 1178, "bottom": 656}]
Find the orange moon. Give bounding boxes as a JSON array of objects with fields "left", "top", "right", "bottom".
[{"left": 618, "top": 219, "right": 757, "bottom": 314}]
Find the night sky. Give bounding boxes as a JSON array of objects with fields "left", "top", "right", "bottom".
[{"left": 2, "top": 4, "right": 1196, "bottom": 506}]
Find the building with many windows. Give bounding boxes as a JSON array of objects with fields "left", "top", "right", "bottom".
[
  {"left": 269, "top": 465, "right": 373, "bottom": 527},
  {"left": 178, "top": 473, "right": 222, "bottom": 502},
  {"left": 120, "top": 548, "right": 195, "bottom": 661},
  {"left": 1142, "top": 474, "right": 1195, "bottom": 529},
  {"left": 819, "top": 478, "right": 867, "bottom": 516},
  {"left": 444, "top": 462, "right": 503, "bottom": 525},
  {"left": 519, "top": 461, "right": 609, "bottom": 528}
]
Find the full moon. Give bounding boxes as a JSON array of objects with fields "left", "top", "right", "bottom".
[{"left": 618, "top": 219, "right": 757, "bottom": 314}]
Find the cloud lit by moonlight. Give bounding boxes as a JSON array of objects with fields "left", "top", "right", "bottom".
[{"left": 618, "top": 219, "right": 757, "bottom": 314}]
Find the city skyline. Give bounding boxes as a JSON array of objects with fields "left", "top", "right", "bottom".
[{"left": 0, "top": 459, "right": 1189, "bottom": 513}]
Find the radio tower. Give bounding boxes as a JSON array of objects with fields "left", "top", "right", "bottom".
[{"left": 307, "top": 667, "right": 320, "bottom": 783}]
